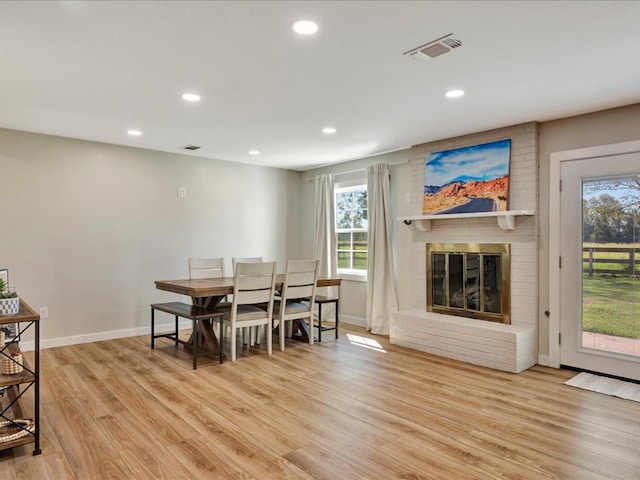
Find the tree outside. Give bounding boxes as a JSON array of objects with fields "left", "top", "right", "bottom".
[{"left": 336, "top": 188, "right": 368, "bottom": 271}]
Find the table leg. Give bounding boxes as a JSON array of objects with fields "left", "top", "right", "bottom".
[
  {"left": 184, "top": 320, "right": 221, "bottom": 355},
  {"left": 291, "top": 319, "right": 313, "bottom": 343},
  {"left": 185, "top": 296, "right": 224, "bottom": 353}
]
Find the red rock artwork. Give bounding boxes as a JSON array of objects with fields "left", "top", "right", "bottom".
[
  {"left": 423, "top": 175, "right": 509, "bottom": 214},
  {"left": 423, "top": 139, "right": 511, "bottom": 214}
]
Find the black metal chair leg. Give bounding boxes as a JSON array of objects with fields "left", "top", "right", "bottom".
[
  {"left": 313, "top": 297, "right": 339, "bottom": 341},
  {"left": 219, "top": 316, "right": 224, "bottom": 364},
  {"left": 192, "top": 318, "right": 198, "bottom": 370},
  {"left": 151, "top": 308, "right": 155, "bottom": 349},
  {"left": 335, "top": 299, "right": 339, "bottom": 339}
]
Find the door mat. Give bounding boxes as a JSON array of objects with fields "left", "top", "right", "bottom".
[{"left": 564, "top": 372, "right": 640, "bottom": 402}]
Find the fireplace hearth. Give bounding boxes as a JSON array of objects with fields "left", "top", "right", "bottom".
[{"left": 426, "top": 243, "right": 510, "bottom": 324}]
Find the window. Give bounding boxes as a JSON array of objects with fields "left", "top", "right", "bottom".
[{"left": 335, "top": 185, "right": 368, "bottom": 276}]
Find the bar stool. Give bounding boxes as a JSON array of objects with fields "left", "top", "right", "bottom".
[{"left": 313, "top": 295, "right": 339, "bottom": 341}]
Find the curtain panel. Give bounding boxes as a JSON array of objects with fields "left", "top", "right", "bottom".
[
  {"left": 313, "top": 174, "right": 337, "bottom": 279},
  {"left": 366, "top": 164, "right": 398, "bottom": 334}
]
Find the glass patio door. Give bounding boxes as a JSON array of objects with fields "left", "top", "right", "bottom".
[{"left": 560, "top": 153, "right": 640, "bottom": 381}]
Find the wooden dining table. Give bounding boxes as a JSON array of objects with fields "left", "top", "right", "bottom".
[{"left": 154, "top": 275, "right": 341, "bottom": 354}]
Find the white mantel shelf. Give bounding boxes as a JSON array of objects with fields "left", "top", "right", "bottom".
[{"left": 397, "top": 210, "right": 535, "bottom": 231}]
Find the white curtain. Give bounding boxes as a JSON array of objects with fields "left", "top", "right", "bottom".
[
  {"left": 313, "top": 174, "right": 337, "bottom": 280},
  {"left": 366, "top": 164, "right": 398, "bottom": 334}
]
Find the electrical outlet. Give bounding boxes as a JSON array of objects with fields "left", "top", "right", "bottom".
[
  {"left": 39, "top": 307, "right": 49, "bottom": 319},
  {"left": 404, "top": 193, "right": 411, "bottom": 204}
]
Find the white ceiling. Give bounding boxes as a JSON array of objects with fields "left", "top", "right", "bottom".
[{"left": 1, "top": 1, "right": 639, "bottom": 171}]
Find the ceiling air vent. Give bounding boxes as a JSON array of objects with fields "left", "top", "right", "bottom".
[
  {"left": 180, "top": 144, "right": 201, "bottom": 151},
  {"left": 404, "top": 33, "right": 462, "bottom": 60}
]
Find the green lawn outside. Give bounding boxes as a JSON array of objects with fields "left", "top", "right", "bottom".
[{"left": 582, "top": 274, "right": 640, "bottom": 339}]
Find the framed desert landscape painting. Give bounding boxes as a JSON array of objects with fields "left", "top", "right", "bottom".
[{"left": 423, "top": 139, "right": 511, "bottom": 215}]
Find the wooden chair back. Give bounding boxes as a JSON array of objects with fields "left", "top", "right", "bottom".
[
  {"left": 232, "top": 261, "right": 276, "bottom": 308},
  {"left": 274, "top": 259, "right": 319, "bottom": 350},
  {"left": 218, "top": 261, "right": 276, "bottom": 361},
  {"left": 280, "top": 259, "right": 319, "bottom": 305},
  {"left": 232, "top": 256, "right": 263, "bottom": 274},
  {"left": 188, "top": 257, "right": 225, "bottom": 280}
]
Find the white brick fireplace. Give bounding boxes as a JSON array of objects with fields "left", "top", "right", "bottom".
[{"left": 390, "top": 123, "right": 539, "bottom": 373}]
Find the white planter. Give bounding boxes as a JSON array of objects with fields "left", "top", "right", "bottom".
[{"left": 0, "top": 297, "right": 19, "bottom": 316}]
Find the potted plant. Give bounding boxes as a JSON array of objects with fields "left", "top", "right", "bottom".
[{"left": 0, "top": 278, "right": 19, "bottom": 316}]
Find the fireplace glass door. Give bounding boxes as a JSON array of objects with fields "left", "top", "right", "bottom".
[
  {"left": 483, "top": 255, "right": 502, "bottom": 314},
  {"left": 427, "top": 243, "right": 510, "bottom": 324}
]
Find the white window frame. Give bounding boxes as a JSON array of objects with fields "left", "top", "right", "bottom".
[{"left": 335, "top": 183, "right": 368, "bottom": 282}]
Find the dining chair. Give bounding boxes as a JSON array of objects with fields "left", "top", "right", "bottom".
[
  {"left": 188, "top": 257, "right": 231, "bottom": 306},
  {"left": 232, "top": 256, "right": 263, "bottom": 272},
  {"left": 213, "top": 261, "right": 277, "bottom": 362},
  {"left": 272, "top": 259, "right": 319, "bottom": 351},
  {"left": 232, "top": 256, "right": 264, "bottom": 345},
  {"left": 189, "top": 257, "right": 225, "bottom": 280}
]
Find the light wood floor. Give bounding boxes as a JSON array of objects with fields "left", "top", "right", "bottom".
[{"left": 2, "top": 323, "right": 640, "bottom": 479}]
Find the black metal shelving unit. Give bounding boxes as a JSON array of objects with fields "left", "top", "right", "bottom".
[{"left": 0, "top": 300, "right": 40, "bottom": 455}]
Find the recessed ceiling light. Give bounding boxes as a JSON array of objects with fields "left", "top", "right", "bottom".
[
  {"left": 322, "top": 127, "right": 337, "bottom": 134},
  {"left": 249, "top": 150, "right": 260, "bottom": 155},
  {"left": 182, "top": 93, "right": 201, "bottom": 102},
  {"left": 292, "top": 20, "right": 318, "bottom": 35},
  {"left": 445, "top": 89, "right": 465, "bottom": 98},
  {"left": 127, "top": 129, "right": 142, "bottom": 136}
]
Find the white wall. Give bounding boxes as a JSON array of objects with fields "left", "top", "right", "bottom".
[{"left": 0, "top": 128, "right": 301, "bottom": 348}]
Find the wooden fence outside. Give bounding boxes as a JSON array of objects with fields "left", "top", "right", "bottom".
[{"left": 583, "top": 247, "right": 639, "bottom": 276}]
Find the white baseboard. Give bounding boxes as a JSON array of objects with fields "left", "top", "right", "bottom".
[
  {"left": 19, "top": 320, "right": 192, "bottom": 352},
  {"left": 19, "top": 316, "right": 367, "bottom": 353},
  {"left": 340, "top": 314, "right": 366, "bottom": 328}
]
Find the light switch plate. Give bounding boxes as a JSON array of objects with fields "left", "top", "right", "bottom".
[{"left": 177, "top": 187, "right": 187, "bottom": 198}]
